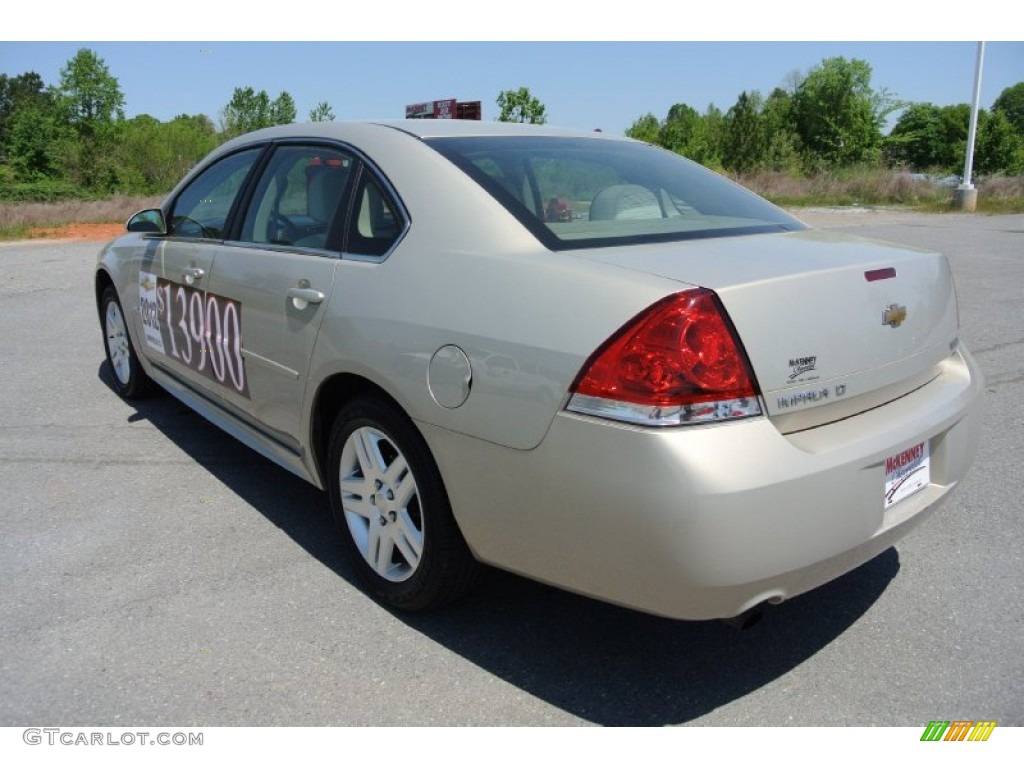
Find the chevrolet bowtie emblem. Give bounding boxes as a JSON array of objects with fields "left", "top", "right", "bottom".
[{"left": 883, "top": 303, "right": 908, "bottom": 328}]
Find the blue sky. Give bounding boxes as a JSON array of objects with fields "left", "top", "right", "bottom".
[{"left": 4, "top": 2, "right": 1021, "bottom": 136}]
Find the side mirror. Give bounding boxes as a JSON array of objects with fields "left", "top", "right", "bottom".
[{"left": 126, "top": 209, "right": 166, "bottom": 234}]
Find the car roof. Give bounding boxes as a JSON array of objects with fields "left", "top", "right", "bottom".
[
  {"left": 218, "top": 119, "right": 625, "bottom": 149},
  {"left": 368, "top": 119, "right": 617, "bottom": 140}
]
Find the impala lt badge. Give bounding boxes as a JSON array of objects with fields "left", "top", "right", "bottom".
[
  {"left": 776, "top": 382, "right": 849, "bottom": 410},
  {"left": 883, "top": 303, "right": 907, "bottom": 328}
]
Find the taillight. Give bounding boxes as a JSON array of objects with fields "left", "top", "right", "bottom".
[{"left": 567, "top": 289, "right": 762, "bottom": 426}]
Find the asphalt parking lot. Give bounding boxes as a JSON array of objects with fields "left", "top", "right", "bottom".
[{"left": 1, "top": 209, "right": 1021, "bottom": 726}]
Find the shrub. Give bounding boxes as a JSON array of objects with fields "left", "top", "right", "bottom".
[{"left": 0, "top": 179, "right": 94, "bottom": 202}]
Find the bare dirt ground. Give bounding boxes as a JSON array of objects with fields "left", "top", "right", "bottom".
[
  {"left": 27, "top": 221, "right": 125, "bottom": 241},
  {"left": 0, "top": 195, "right": 161, "bottom": 242}
]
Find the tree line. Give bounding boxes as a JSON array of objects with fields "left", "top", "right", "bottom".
[
  {"left": 1, "top": 50, "right": 1022, "bottom": 203},
  {"left": 624, "top": 57, "right": 1024, "bottom": 177},
  {"left": 0, "top": 49, "right": 336, "bottom": 200}
]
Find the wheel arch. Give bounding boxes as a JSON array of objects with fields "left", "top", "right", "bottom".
[
  {"left": 95, "top": 268, "right": 115, "bottom": 317},
  {"left": 309, "top": 372, "right": 414, "bottom": 489}
]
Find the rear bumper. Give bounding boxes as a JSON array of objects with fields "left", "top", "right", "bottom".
[{"left": 422, "top": 346, "right": 984, "bottom": 620}]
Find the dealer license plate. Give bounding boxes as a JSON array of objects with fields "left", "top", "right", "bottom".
[{"left": 884, "top": 441, "right": 930, "bottom": 510}]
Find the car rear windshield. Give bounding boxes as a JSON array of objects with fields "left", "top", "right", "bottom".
[{"left": 425, "top": 136, "right": 805, "bottom": 250}]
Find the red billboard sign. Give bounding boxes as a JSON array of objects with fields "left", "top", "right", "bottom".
[
  {"left": 405, "top": 99, "right": 458, "bottom": 119},
  {"left": 433, "top": 99, "right": 456, "bottom": 118}
]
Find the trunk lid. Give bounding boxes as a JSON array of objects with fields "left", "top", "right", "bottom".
[{"left": 574, "top": 229, "right": 960, "bottom": 432}]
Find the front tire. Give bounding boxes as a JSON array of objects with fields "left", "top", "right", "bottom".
[
  {"left": 327, "top": 397, "right": 479, "bottom": 610},
  {"left": 100, "top": 284, "right": 152, "bottom": 399}
]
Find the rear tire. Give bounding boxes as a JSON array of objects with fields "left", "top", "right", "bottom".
[
  {"left": 327, "top": 397, "right": 479, "bottom": 610},
  {"left": 100, "top": 285, "right": 152, "bottom": 399}
]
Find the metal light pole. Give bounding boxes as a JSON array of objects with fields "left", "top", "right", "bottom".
[{"left": 955, "top": 42, "right": 986, "bottom": 212}]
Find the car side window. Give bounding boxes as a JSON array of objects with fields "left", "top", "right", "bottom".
[
  {"left": 346, "top": 172, "right": 404, "bottom": 258},
  {"left": 240, "top": 145, "right": 354, "bottom": 250},
  {"left": 168, "top": 148, "right": 263, "bottom": 239}
]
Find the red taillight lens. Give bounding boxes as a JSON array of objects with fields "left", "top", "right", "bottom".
[{"left": 568, "top": 289, "right": 762, "bottom": 426}]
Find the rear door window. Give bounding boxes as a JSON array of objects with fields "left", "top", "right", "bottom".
[{"left": 239, "top": 145, "right": 354, "bottom": 250}]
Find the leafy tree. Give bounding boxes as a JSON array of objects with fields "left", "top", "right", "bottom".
[
  {"left": 50, "top": 49, "right": 126, "bottom": 191},
  {"left": 886, "top": 103, "right": 977, "bottom": 173},
  {"left": 976, "top": 109, "right": 1024, "bottom": 175},
  {"left": 0, "top": 72, "right": 47, "bottom": 114},
  {"left": 698, "top": 104, "right": 726, "bottom": 169},
  {"left": 56, "top": 48, "right": 124, "bottom": 128},
  {"left": 270, "top": 91, "right": 296, "bottom": 125},
  {"left": 624, "top": 113, "right": 660, "bottom": 144},
  {"left": 658, "top": 103, "right": 701, "bottom": 155},
  {"left": 791, "top": 57, "right": 896, "bottom": 169},
  {"left": 309, "top": 101, "right": 335, "bottom": 122},
  {"left": 656, "top": 102, "right": 723, "bottom": 168},
  {"left": 172, "top": 112, "right": 217, "bottom": 135},
  {"left": 1, "top": 55, "right": 227, "bottom": 195},
  {"left": 886, "top": 103, "right": 947, "bottom": 169},
  {"left": 221, "top": 87, "right": 270, "bottom": 134},
  {"left": 113, "top": 113, "right": 220, "bottom": 193},
  {"left": 886, "top": 101, "right": 1022, "bottom": 175},
  {"left": 723, "top": 91, "right": 767, "bottom": 173},
  {"left": 496, "top": 87, "right": 547, "bottom": 124},
  {"left": 162, "top": 113, "right": 220, "bottom": 181},
  {"left": 221, "top": 87, "right": 296, "bottom": 135},
  {"left": 0, "top": 72, "right": 50, "bottom": 150},
  {"left": 992, "top": 82, "right": 1024, "bottom": 135},
  {"left": 0, "top": 73, "right": 63, "bottom": 184},
  {"left": 936, "top": 104, "right": 971, "bottom": 168},
  {"left": 761, "top": 88, "right": 802, "bottom": 172},
  {"left": 6, "top": 104, "right": 64, "bottom": 180}
]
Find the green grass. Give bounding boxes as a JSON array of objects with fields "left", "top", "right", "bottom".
[
  {"left": 914, "top": 196, "right": 1024, "bottom": 214},
  {"left": 973, "top": 196, "right": 1024, "bottom": 213},
  {"left": 0, "top": 222, "right": 32, "bottom": 240}
]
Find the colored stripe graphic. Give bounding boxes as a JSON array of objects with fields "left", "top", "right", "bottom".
[
  {"left": 945, "top": 721, "right": 973, "bottom": 741},
  {"left": 968, "top": 722, "right": 997, "bottom": 741},
  {"left": 920, "top": 720, "right": 997, "bottom": 742}
]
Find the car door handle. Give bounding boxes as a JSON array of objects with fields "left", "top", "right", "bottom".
[
  {"left": 287, "top": 287, "right": 325, "bottom": 310},
  {"left": 183, "top": 266, "right": 205, "bottom": 285}
]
